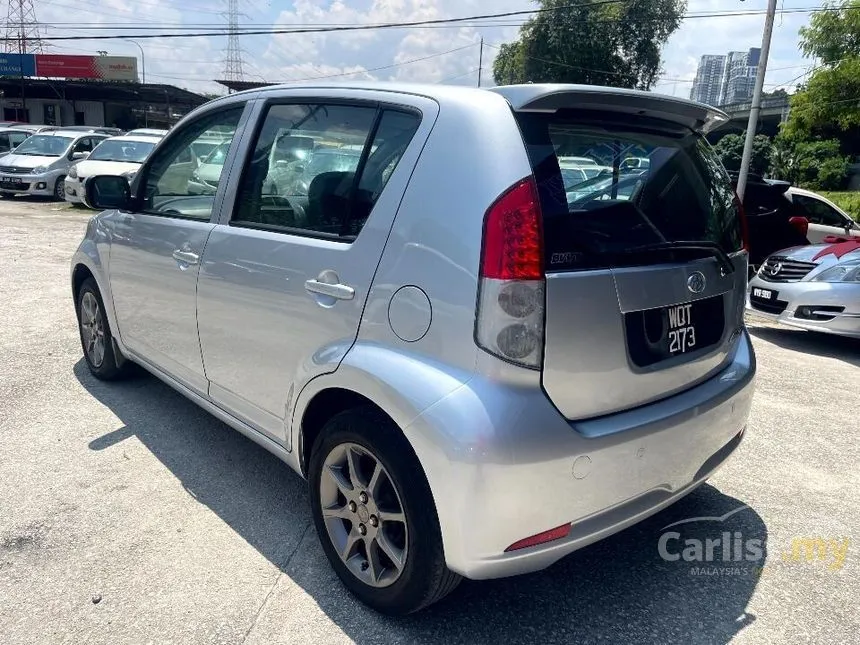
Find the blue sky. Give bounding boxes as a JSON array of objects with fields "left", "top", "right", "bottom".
[{"left": 34, "top": 0, "right": 816, "bottom": 98}]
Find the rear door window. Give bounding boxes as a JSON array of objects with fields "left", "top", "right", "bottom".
[
  {"left": 516, "top": 111, "right": 744, "bottom": 271},
  {"left": 232, "top": 104, "right": 420, "bottom": 240},
  {"left": 793, "top": 194, "right": 848, "bottom": 227}
]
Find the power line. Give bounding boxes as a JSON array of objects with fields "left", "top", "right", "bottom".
[
  {"left": 483, "top": 41, "right": 692, "bottom": 82},
  {"left": 436, "top": 68, "right": 480, "bottom": 84},
  {"left": 0, "top": 0, "right": 651, "bottom": 42},
  {"left": 16, "top": 4, "right": 853, "bottom": 37}
]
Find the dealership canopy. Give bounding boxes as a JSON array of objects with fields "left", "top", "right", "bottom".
[{"left": 0, "top": 53, "right": 138, "bottom": 81}]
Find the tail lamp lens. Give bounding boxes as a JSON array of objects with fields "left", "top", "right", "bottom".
[
  {"left": 476, "top": 177, "right": 545, "bottom": 369},
  {"left": 480, "top": 178, "right": 542, "bottom": 280}
]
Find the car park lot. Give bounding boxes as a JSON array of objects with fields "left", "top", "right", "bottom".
[{"left": 1, "top": 197, "right": 858, "bottom": 644}]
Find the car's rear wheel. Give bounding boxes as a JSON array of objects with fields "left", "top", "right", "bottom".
[
  {"left": 54, "top": 176, "right": 66, "bottom": 201},
  {"left": 308, "top": 407, "right": 460, "bottom": 615},
  {"left": 76, "top": 277, "right": 133, "bottom": 380}
]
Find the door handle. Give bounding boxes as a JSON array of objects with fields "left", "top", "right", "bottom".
[
  {"left": 172, "top": 249, "right": 199, "bottom": 265},
  {"left": 304, "top": 279, "right": 355, "bottom": 300}
]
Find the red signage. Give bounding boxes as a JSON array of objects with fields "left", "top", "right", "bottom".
[
  {"left": 33, "top": 54, "right": 138, "bottom": 81},
  {"left": 35, "top": 54, "right": 99, "bottom": 79}
]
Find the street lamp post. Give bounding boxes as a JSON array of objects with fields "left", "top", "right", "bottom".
[
  {"left": 124, "top": 39, "right": 148, "bottom": 127},
  {"left": 736, "top": 0, "right": 778, "bottom": 203},
  {"left": 124, "top": 39, "right": 146, "bottom": 84}
]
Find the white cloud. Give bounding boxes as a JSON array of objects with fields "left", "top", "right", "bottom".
[{"left": 30, "top": 0, "right": 813, "bottom": 97}]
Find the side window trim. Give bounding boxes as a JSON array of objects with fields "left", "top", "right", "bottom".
[{"left": 338, "top": 108, "right": 383, "bottom": 237}]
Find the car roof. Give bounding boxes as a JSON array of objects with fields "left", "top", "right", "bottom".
[
  {"left": 221, "top": 82, "right": 728, "bottom": 135},
  {"left": 29, "top": 130, "right": 79, "bottom": 138},
  {"left": 103, "top": 134, "right": 162, "bottom": 143}
]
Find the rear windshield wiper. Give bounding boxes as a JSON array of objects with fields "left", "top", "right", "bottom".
[{"left": 617, "top": 240, "right": 735, "bottom": 275}]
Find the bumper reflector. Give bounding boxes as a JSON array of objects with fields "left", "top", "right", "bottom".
[{"left": 504, "top": 524, "right": 571, "bottom": 552}]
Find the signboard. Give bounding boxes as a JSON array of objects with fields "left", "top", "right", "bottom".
[
  {"left": 35, "top": 55, "right": 138, "bottom": 81},
  {"left": 0, "top": 53, "right": 36, "bottom": 76},
  {"left": 0, "top": 53, "right": 137, "bottom": 81}
]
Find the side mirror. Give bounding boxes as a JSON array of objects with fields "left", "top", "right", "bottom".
[
  {"left": 84, "top": 175, "right": 132, "bottom": 210},
  {"left": 72, "top": 151, "right": 89, "bottom": 160},
  {"left": 788, "top": 215, "right": 809, "bottom": 238}
]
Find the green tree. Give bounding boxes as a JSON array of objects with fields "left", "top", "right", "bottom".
[
  {"left": 769, "top": 134, "right": 850, "bottom": 189},
  {"left": 798, "top": 0, "right": 860, "bottom": 62},
  {"left": 782, "top": 1, "right": 860, "bottom": 151},
  {"left": 713, "top": 133, "right": 772, "bottom": 176},
  {"left": 492, "top": 0, "right": 686, "bottom": 89}
]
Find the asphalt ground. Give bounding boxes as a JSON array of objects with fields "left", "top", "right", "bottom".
[{"left": 1, "top": 197, "right": 858, "bottom": 645}]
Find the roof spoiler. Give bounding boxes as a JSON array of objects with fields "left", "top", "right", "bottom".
[{"left": 489, "top": 84, "right": 729, "bottom": 134}]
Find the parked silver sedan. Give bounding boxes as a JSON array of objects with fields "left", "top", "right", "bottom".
[
  {"left": 71, "top": 82, "right": 756, "bottom": 614},
  {"left": 747, "top": 240, "right": 860, "bottom": 337}
]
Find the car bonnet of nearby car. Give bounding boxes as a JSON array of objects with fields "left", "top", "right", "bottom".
[{"left": 775, "top": 239, "right": 860, "bottom": 265}]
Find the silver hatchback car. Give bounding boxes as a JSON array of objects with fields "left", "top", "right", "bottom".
[{"left": 71, "top": 83, "right": 756, "bottom": 614}]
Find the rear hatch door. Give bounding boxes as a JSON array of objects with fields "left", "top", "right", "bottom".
[{"left": 504, "top": 88, "right": 747, "bottom": 420}]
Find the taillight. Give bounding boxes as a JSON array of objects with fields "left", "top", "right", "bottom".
[{"left": 475, "top": 178, "right": 545, "bottom": 369}]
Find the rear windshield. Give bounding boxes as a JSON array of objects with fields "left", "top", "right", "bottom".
[{"left": 516, "top": 111, "right": 743, "bottom": 271}]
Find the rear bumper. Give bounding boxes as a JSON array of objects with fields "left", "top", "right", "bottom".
[
  {"left": 747, "top": 276, "right": 860, "bottom": 338},
  {"left": 405, "top": 330, "right": 756, "bottom": 580}
]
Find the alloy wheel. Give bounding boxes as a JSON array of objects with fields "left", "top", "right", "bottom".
[
  {"left": 80, "top": 291, "right": 106, "bottom": 368},
  {"left": 319, "top": 442, "right": 408, "bottom": 588}
]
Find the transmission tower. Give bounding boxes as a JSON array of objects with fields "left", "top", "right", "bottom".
[
  {"left": 223, "top": 0, "right": 245, "bottom": 81},
  {"left": 4, "top": 0, "right": 46, "bottom": 54}
]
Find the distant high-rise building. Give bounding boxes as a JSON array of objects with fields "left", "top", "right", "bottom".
[
  {"left": 720, "top": 48, "right": 761, "bottom": 105},
  {"left": 688, "top": 47, "right": 762, "bottom": 107},
  {"left": 689, "top": 54, "right": 726, "bottom": 106}
]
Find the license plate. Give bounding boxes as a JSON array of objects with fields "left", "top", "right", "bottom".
[
  {"left": 752, "top": 288, "right": 774, "bottom": 300},
  {"left": 666, "top": 303, "right": 696, "bottom": 355},
  {"left": 0, "top": 175, "right": 21, "bottom": 184}
]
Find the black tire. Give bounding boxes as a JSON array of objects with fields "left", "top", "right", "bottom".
[
  {"left": 76, "top": 277, "right": 133, "bottom": 380},
  {"left": 54, "top": 175, "right": 66, "bottom": 201},
  {"left": 308, "top": 406, "right": 461, "bottom": 615}
]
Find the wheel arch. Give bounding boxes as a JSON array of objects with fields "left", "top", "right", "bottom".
[
  {"left": 72, "top": 262, "right": 95, "bottom": 302},
  {"left": 71, "top": 238, "right": 125, "bottom": 357},
  {"left": 292, "top": 343, "right": 473, "bottom": 478}
]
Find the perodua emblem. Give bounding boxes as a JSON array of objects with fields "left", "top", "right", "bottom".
[{"left": 687, "top": 271, "right": 706, "bottom": 294}]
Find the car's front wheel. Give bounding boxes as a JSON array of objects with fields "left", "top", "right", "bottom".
[
  {"left": 76, "top": 277, "right": 133, "bottom": 380},
  {"left": 308, "top": 407, "right": 460, "bottom": 615},
  {"left": 54, "top": 176, "right": 66, "bottom": 201}
]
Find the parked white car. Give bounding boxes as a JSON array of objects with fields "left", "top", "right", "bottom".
[
  {"left": 65, "top": 135, "right": 162, "bottom": 205},
  {"left": 784, "top": 186, "right": 860, "bottom": 243}
]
